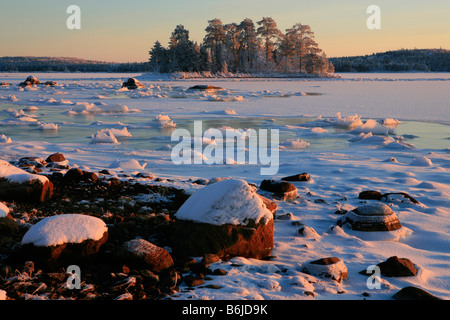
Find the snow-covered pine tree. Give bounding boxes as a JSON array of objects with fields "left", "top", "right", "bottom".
[{"left": 256, "top": 17, "right": 283, "bottom": 68}]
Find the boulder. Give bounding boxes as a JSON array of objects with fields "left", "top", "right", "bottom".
[
  {"left": 260, "top": 179, "right": 299, "bottom": 200},
  {"left": 45, "top": 152, "right": 66, "bottom": 163},
  {"left": 63, "top": 168, "right": 98, "bottom": 183},
  {"left": 337, "top": 202, "right": 402, "bottom": 231},
  {"left": 19, "top": 75, "right": 40, "bottom": 87},
  {"left": 393, "top": 286, "right": 441, "bottom": 300},
  {"left": 170, "top": 219, "right": 274, "bottom": 261},
  {"left": 188, "top": 85, "right": 224, "bottom": 91},
  {"left": 301, "top": 257, "right": 348, "bottom": 283},
  {"left": 377, "top": 256, "right": 417, "bottom": 277},
  {"left": 359, "top": 190, "right": 383, "bottom": 200},
  {"left": 281, "top": 173, "right": 311, "bottom": 182},
  {"left": 21, "top": 214, "right": 108, "bottom": 270},
  {"left": 0, "top": 159, "right": 53, "bottom": 202},
  {"left": 170, "top": 179, "right": 275, "bottom": 260},
  {"left": 122, "top": 78, "right": 145, "bottom": 89},
  {"left": 118, "top": 239, "right": 174, "bottom": 273}
]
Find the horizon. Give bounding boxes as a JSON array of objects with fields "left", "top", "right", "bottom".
[{"left": 1, "top": 1, "right": 449, "bottom": 63}]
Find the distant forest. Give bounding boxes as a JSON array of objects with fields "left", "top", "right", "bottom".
[
  {"left": 0, "top": 56, "right": 150, "bottom": 73},
  {"left": 330, "top": 49, "right": 450, "bottom": 72}
]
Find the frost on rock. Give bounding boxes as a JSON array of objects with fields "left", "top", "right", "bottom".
[
  {"left": 21, "top": 214, "right": 108, "bottom": 247},
  {"left": 175, "top": 178, "right": 273, "bottom": 226}
]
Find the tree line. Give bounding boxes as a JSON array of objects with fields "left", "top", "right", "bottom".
[
  {"left": 0, "top": 57, "right": 150, "bottom": 73},
  {"left": 149, "top": 17, "right": 335, "bottom": 75},
  {"left": 330, "top": 49, "right": 450, "bottom": 72}
]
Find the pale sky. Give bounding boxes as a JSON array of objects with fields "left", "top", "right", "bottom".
[{"left": 1, "top": 0, "right": 449, "bottom": 62}]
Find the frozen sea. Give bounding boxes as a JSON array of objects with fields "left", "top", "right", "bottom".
[{"left": 0, "top": 72, "right": 449, "bottom": 300}]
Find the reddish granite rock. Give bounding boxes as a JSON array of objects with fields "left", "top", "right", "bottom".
[
  {"left": 118, "top": 239, "right": 174, "bottom": 273},
  {"left": 170, "top": 219, "right": 274, "bottom": 261}
]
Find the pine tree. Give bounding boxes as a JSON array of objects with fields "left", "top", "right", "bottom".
[
  {"left": 203, "top": 19, "right": 227, "bottom": 72},
  {"left": 148, "top": 40, "right": 168, "bottom": 72},
  {"left": 256, "top": 17, "right": 282, "bottom": 66},
  {"left": 238, "top": 18, "right": 259, "bottom": 72}
]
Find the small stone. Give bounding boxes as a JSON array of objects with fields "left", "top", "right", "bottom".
[
  {"left": 212, "top": 269, "right": 227, "bottom": 276},
  {"left": 205, "top": 284, "right": 222, "bottom": 289},
  {"left": 359, "top": 190, "right": 383, "bottom": 200},
  {"left": 281, "top": 173, "right": 311, "bottom": 182},
  {"left": 184, "top": 276, "right": 205, "bottom": 287},
  {"left": 202, "top": 254, "right": 221, "bottom": 264}
]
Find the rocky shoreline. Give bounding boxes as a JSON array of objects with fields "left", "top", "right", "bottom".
[{"left": 0, "top": 152, "right": 442, "bottom": 301}]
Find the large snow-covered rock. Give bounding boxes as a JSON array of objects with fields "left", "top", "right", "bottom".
[
  {"left": 176, "top": 178, "right": 273, "bottom": 226},
  {"left": 337, "top": 202, "right": 402, "bottom": 231},
  {"left": 22, "top": 214, "right": 107, "bottom": 247},
  {"left": 170, "top": 179, "right": 275, "bottom": 260},
  {"left": 0, "top": 159, "right": 53, "bottom": 202},
  {"left": 21, "top": 214, "right": 108, "bottom": 269}
]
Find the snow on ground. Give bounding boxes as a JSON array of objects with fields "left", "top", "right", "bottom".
[{"left": 0, "top": 72, "right": 449, "bottom": 300}]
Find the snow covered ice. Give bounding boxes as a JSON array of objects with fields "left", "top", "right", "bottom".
[{"left": 0, "top": 72, "right": 449, "bottom": 300}]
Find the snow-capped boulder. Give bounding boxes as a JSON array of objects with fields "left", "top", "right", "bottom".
[
  {"left": 0, "top": 159, "right": 53, "bottom": 202},
  {"left": 170, "top": 179, "right": 275, "bottom": 260},
  {"left": 301, "top": 257, "right": 348, "bottom": 283},
  {"left": 337, "top": 202, "right": 402, "bottom": 231},
  {"left": 21, "top": 214, "right": 108, "bottom": 269},
  {"left": 117, "top": 239, "right": 174, "bottom": 273}
]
